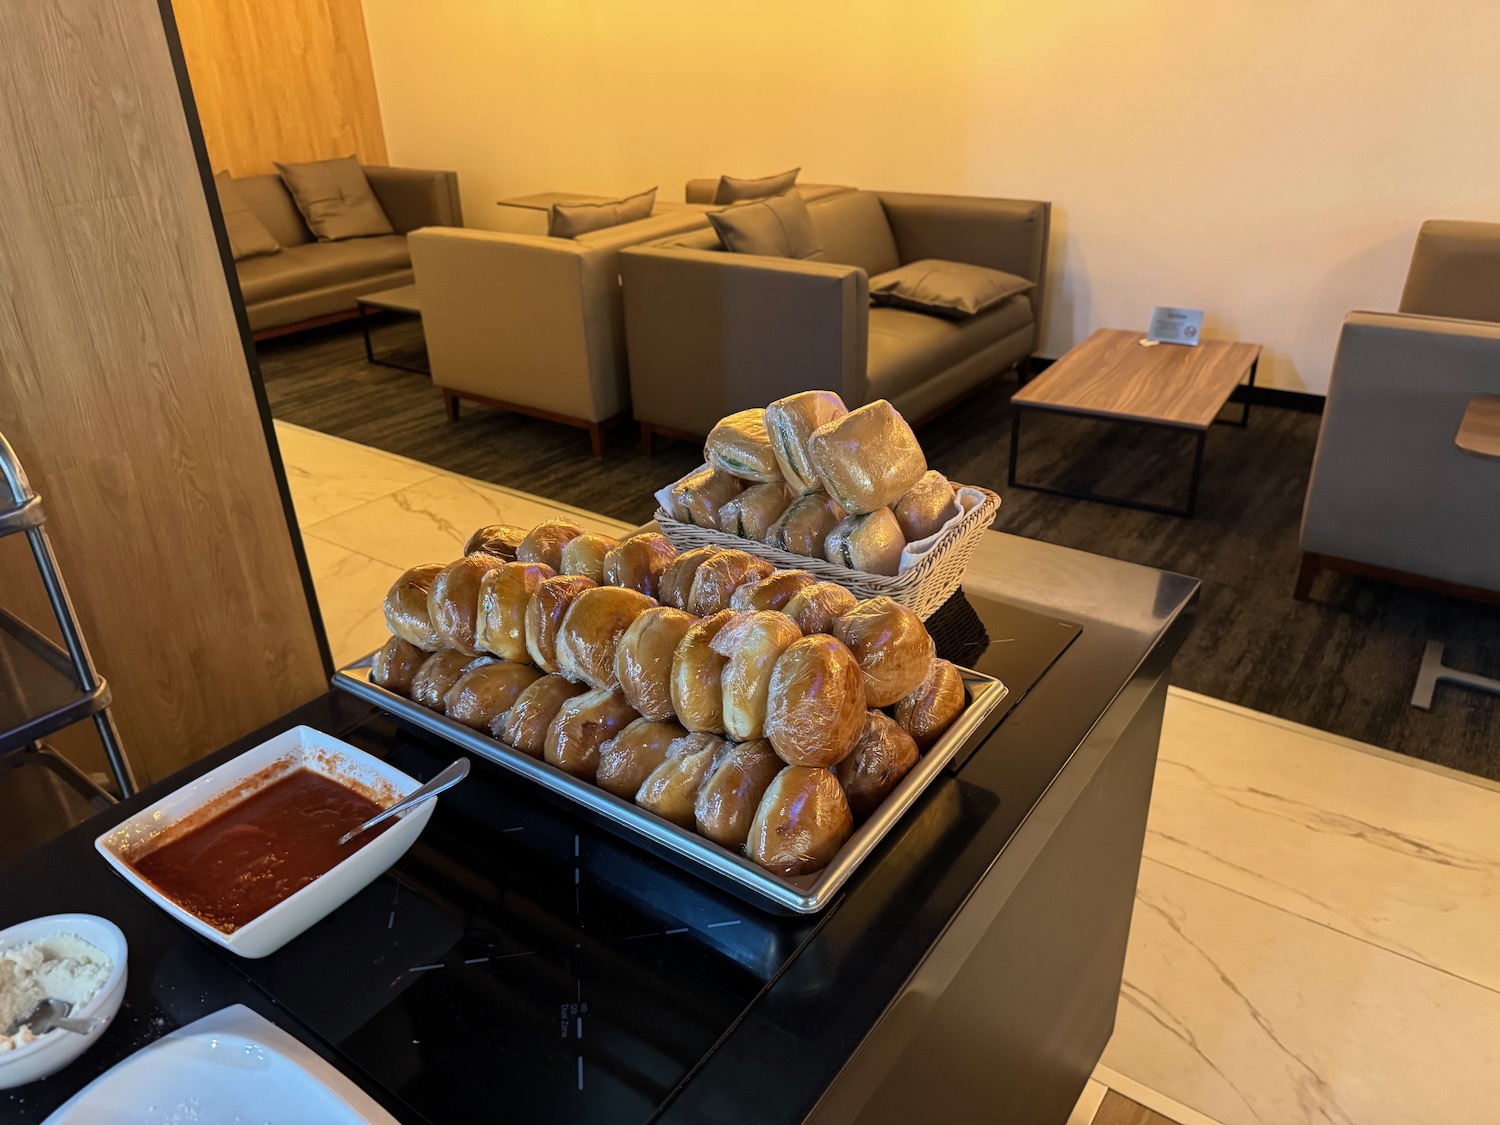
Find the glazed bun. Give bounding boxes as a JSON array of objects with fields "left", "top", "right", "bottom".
[
  {"left": 669, "top": 466, "right": 744, "bottom": 527},
  {"left": 384, "top": 563, "right": 446, "bottom": 651},
  {"left": 658, "top": 546, "right": 722, "bottom": 612},
  {"left": 517, "top": 519, "right": 586, "bottom": 570},
  {"left": 764, "top": 635, "right": 867, "bottom": 767},
  {"left": 894, "top": 659, "right": 967, "bottom": 750},
  {"left": 370, "top": 636, "right": 425, "bottom": 696},
  {"left": 712, "top": 611, "right": 803, "bottom": 742},
  {"left": 465, "top": 524, "right": 527, "bottom": 561},
  {"left": 411, "top": 651, "right": 489, "bottom": 711},
  {"left": 718, "top": 481, "right": 794, "bottom": 541},
  {"left": 893, "top": 470, "right": 958, "bottom": 542},
  {"left": 475, "top": 561, "right": 556, "bottom": 663},
  {"left": 636, "top": 733, "right": 723, "bottom": 828},
  {"left": 595, "top": 718, "right": 689, "bottom": 800},
  {"left": 835, "top": 711, "right": 920, "bottom": 819},
  {"left": 746, "top": 766, "right": 853, "bottom": 876},
  {"left": 555, "top": 586, "right": 658, "bottom": 689},
  {"left": 444, "top": 661, "right": 542, "bottom": 730},
  {"left": 783, "top": 581, "right": 859, "bottom": 637},
  {"left": 687, "top": 550, "right": 775, "bottom": 616},
  {"left": 832, "top": 596, "right": 934, "bottom": 707},
  {"left": 704, "top": 408, "right": 780, "bottom": 482},
  {"left": 602, "top": 533, "right": 678, "bottom": 598},
  {"left": 429, "top": 555, "right": 507, "bottom": 656},
  {"left": 492, "top": 673, "right": 587, "bottom": 755},
  {"left": 560, "top": 533, "right": 621, "bottom": 583},
  {"left": 544, "top": 687, "right": 638, "bottom": 780},
  {"left": 694, "top": 739, "right": 781, "bottom": 849},
  {"left": 614, "top": 607, "right": 698, "bottom": 721},
  {"left": 524, "top": 575, "right": 597, "bottom": 673},
  {"left": 728, "top": 569, "right": 817, "bottom": 613},
  {"left": 670, "top": 610, "right": 739, "bottom": 734}
]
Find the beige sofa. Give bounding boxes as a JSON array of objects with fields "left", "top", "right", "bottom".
[
  {"left": 619, "top": 188, "right": 1050, "bottom": 445},
  {"left": 229, "top": 165, "right": 461, "bottom": 338}
]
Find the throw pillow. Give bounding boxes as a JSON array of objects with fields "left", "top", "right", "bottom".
[
  {"left": 213, "top": 171, "right": 281, "bottom": 261},
  {"left": 712, "top": 167, "right": 800, "bottom": 205},
  {"left": 274, "top": 156, "right": 394, "bottom": 242},
  {"left": 547, "top": 187, "right": 658, "bottom": 239},
  {"left": 708, "top": 191, "right": 825, "bottom": 261},
  {"left": 869, "top": 260, "right": 1033, "bottom": 319}
]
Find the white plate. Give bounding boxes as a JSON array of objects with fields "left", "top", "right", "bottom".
[{"left": 42, "top": 1004, "right": 398, "bottom": 1124}]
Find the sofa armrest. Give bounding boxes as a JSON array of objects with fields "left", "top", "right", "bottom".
[
  {"left": 1399, "top": 220, "right": 1500, "bottom": 324},
  {"left": 620, "top": 246, "right": 868, "bottom": 438},
  {"left": 365, "top": 166, "right": 463, "bottom": 233},
  {"left": 875, "top": 193, "right": 1051, "bottom": 348}
]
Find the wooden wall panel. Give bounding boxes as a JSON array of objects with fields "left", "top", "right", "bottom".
[
  {"left": 0, "top": 0, "right": 328, "bottom": 784},
  {"left": 172, "top": 0, "right": 388, "bottom": 177}
]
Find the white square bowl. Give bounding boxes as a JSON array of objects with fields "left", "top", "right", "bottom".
[{"left": 95, "top": 726, "right": 436, "bottom": 959}]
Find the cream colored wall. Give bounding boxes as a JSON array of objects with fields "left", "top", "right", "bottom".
[{"left": 361, "top": 0, "right": 1500, "bottom": 392}]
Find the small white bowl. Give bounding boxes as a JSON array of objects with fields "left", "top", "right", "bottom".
[
  {"left": 0, "top": 914, "right": 127, "bottom": 1090},
  {"left": 95, "top": 726, "right": 437, "bottom": 959}
]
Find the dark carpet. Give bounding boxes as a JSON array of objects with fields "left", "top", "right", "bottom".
[{"left": 259, "top": 318, "right": 1500, "bottom": 780}]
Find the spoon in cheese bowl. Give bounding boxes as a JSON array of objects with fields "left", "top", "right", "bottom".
[
  {"left": 337, "top": 758, "right": 470, "bottom": 846},
  {"left": 4, "top": 997, "right": 104, "bottom": 1038}
]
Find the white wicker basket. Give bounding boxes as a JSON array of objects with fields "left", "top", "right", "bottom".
[{"left": 654, "top": 484, "right": 1000, "bottom": 620}]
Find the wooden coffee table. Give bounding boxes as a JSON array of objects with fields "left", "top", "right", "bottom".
[
  {"left": 355, "top": 284, "right": 427, "bottom": 375},
  {"left": 1009, "top": 328, "right": 1262, "bottom": 517}
]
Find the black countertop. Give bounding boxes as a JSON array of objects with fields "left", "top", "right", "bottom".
[{"left": 0, "top": 533, "right": 1196, "bottom": 1124}]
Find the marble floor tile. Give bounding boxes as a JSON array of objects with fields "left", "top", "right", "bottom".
[
  {"left": 1148, "top": 690, "right": 1500, "bottom": 992},
  {"left": 273, "top": 421, "right": 437, "bottom": 525},
  {"left": 1102, "top": 858, "right": 1500, "bottom": 1125},
  {"left": 300, "top": 534, "right": 405, "bottom": 667}
]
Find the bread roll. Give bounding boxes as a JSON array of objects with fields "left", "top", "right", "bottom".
[
  {"left": 894, "top": 659, "right": 967, "bottom": 750},
  {"left": 493, "top": 673, "right": 587, "bottom": 755},
  {"left": 669, "top": 466, "right": 744, "bottom": 527},
  {"left": 824, "top": 508, "right": 906, "bottom": 576},
  {"left": 835, "top": 711, "right": 920, "bottom": 819},
  {"left": 833, "top": 597, "right": 935, "bottom": 707},
  {"left": 555, "top": 586, "right": 658, "bottom": 689},
  {"left": 658, "top": 546, "right": 723, "bottom": 612},
  {"left": 636, "top": 734, "right": 723, "bottom": 828},
  {"left": 476, "top": 562, "right": 556, "bottom": 663},
  {"left": 893, "top": 470, "right": 959, "bottom": 542},
  {"left": 718, "top": 481, "right": 794, "bottom": 541},
  {"left": 444, "top": 661, "right": 543, "bottom": 730},
  {"left": 764, "top": 635, "right": 867, "bottom": 767},
  {"left": 560, "top": 533, "right": 620, "bottom": 583},
  {"left": 713, "top": 611, "right": 803, "bottom": 742},
  {"left": 704, "top": 408, "right": 780, "bottom": 482},
  {"left": 595, "top": 717, "right": 689, "bottom": 800},
  {"left": 429, "top": 555, "right": 507, "bottom": 656},
  {"left": 524, "top": 575, "right": 597, "bottom": 673},
  {"left": 783, "top": 581, "right": 859, "bottom": 636},
  {"left": 765, "top": 492, "right": 845, "bottom": 556},
  {"left": 670, "top": 610, "right": 739, "bottom": 734},
  {"left": 746, "top": 766, "right": 853, "bottom": 876},
  {"left": 544, "top": 687, "right": 638, "bottom": 780},
  {"left": 765, "top": 390, "right": 848, "bottom": 494},
  {"left": 370, "top": 636, "right": 425, "bottom": 696},
  {"left": 384, "top": 563, "right": 446, "bottom": 651},
  {"left": 517, "top": 519, "right": 586, "bottom": 570},
  {"left": 807, "top": 400, "right": 927, "bottom": 515},
  {"left": 465, "top": 524, "right": 527, "bottom": 561},
  {"left": 614, "top": 606, "right": 698, "bottom": 721},
  {"left": 694, "top": 739, "right": 781, "bottom": 850},
  {"left": 411, "top": 651, "right": 490, "bottom": 711},
  {"left": 602, "top": 533, "right": 678, "bottom": 598},
  {"left": 687, "top": 550, "right": 775, "bottom": 616},
  {"left": 729, "top": 569, "right": 817, "bottom": 613}
]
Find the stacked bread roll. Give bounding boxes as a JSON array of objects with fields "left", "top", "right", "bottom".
[
  {"left": 663, "top": 392, "right": 961, "bottom": 577},
  {"left": 370, "top": 518, "right": 969, "bottom": 878}
]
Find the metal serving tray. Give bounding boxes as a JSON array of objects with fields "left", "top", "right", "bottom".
[{"left": 334, "top": 658, "right": 1006, "bottom": 914}]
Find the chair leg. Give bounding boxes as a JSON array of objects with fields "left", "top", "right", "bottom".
[
  {"left": 588, "top": 422, "right": 605, "bottom": 459},
  {"left": 641, "top": 423, "right": 654, "bottom": 457},
  {"left": 1293, "top": 552, "right": 1319, "bottom": 601},
  {"left": 443, "top": 391, "right": 460, "bottom": 422}
]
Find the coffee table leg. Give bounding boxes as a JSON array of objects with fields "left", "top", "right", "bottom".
[
  {"left": 1226, "top": 357, "right": 1257, "bottom": 428},
  {"left": 1186, "top": 429, "right": 1207, "bottom": 518},
  {"left": 359, "top": 302, "right": 375, "bottom": 364},
  {"left": 1008, "top": 406, "right": 1024, "bottom": 486}
]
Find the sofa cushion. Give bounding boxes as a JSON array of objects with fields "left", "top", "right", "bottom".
[
  {"left": 214, "top": 172, "right": 280, "bottom": 261},
  {"left": 808, "top": 191, "right": 901, "bottom": 278},
  {"left": 232, "top": 174, "right": 313, "bottom": 247},
  {"left": 548, "top": 187, "right": 657, "bottom": 239},
  {"left": 870, "top": 259, "right": 1033, "bottom": 319},
  {"left": 709, "top": 191, "right": 825, "bottom": 260},
  {"left": 866, "top": 294, "right": 1033, "bottom": 402},
  {"left": 275, "top": 156, "right": 395, "bottom": 242},
  {"left": 712, "top": 167, "right": 800, "bottom": 205},
  {"left": 235, "top": 235, "right": 411, "bottom": 306}
]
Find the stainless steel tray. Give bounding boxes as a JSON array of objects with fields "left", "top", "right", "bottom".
[{"left": 334, "top": 658, "right": 1007, "bottom": 914}]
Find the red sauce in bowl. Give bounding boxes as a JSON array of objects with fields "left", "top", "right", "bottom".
[{"left": 129, "top": 768, "right": 396, "bottom": 933}]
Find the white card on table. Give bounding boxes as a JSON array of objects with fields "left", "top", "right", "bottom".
[{"left": 1146, "top": 306, "right": 1204, "bottom": 346}]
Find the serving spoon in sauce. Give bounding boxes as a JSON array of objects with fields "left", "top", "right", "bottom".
[
  {"left": 338, "top": 758, "right": 470, "bottom": 846},
  {"left": 4, "top": 998, "right": 104, "bottom": 1038}
]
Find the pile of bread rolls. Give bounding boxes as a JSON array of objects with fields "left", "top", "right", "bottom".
[
  {"left": 369, "top": 518, "right": 969, "bottom": 878},
  {"left": 661, "top": 392, "right": 961, "bottom": 577}
]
